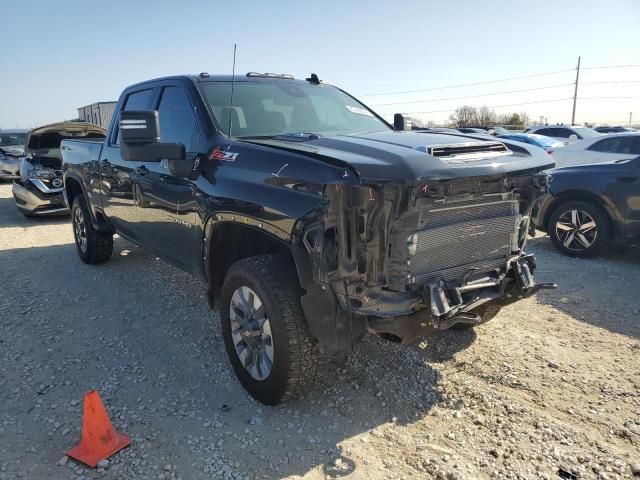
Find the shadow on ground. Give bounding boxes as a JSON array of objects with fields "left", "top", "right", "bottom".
[
  {"left": 528, "top": 235, "right": 640, "bottom": 339},
  {"left": 0, "top": 195, "right": 69, "bottom": 228},
  {"left": 0, "top": 238, "right": 476, "bottom": 479}
]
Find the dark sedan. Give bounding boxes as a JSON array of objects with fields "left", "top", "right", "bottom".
[{"left": 532, "top": 156, "right": 640, "bottom": 257}]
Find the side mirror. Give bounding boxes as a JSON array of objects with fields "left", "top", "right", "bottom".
[
  {"left": 120, "top": 110, "right": 185, "bottom": 162},
  {"left": 568, "top": 134, "right": 578, "bottom": 141},
  {"left": 394, "top": 113, "right": 412, "bottom": 131}
]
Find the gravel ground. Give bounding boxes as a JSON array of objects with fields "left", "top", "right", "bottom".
[{"left": 1, "top": 181, "right": 639, "bottom": 480}]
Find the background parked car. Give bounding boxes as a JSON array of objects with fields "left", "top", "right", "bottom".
[
  {"left": 13, "top": 122, "right": 106, "bottom": 216},
  {"left": 465, "top": 126, "right": 510, "bottom": 136},
  {"left": 497, "top": 133, "right": 566, "bottom": 153},
  {"left": 550, "top": 133, "right": 640, "bottom": 168},
  {"left": 523, "top": 125, "right": 601, "bottom": 143},
  {"left": 594, "top": 126, "right": 637, "bottom": 134},
  {"left": 532, "top": 155, "right": 640, "bottom": 257},
  {"left": 455, "top": 127, "right": 492, "bottom": 135},
  {"left": 0, "top": 129, "right": 28, "bottom": 180}
]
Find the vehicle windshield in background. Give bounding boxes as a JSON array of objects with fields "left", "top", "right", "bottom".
[
  {"left": 200, "top": 81, "right": 390, "bottom": 138},
  {"left": 572, "top": 127, "right": 600, "bottom": 138},
  {"left": 0, "top": 133, "right": 27, "bottom": 147},
  {"left": 528, "top": 134, "right": 561, "bottom": 147}
]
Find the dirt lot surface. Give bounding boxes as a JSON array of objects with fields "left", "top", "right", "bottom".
[{"left": 1, "top": 182, "right": 639, "bottom": 480}]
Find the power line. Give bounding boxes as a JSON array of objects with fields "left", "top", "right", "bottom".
[
  {"left": 581, "top": 64, "right": 640, "bottom": 70},
  {"left": 581, "top": 80, "right": 640, "bottom": 85},
  {"left": 397, "top": 95, "right": 640, "bottom": 116},
  {"left": 360, "top": 68, "right": 575, "bottom": 97},
  {"left": 361, "top": 63, "right": 640, "bottom": 98},
  {"left": 370, "top": 83, "right": 574, "bottom": 107},
  {"left": 579, "top": 96, "right": 640, "bottom": 100}
]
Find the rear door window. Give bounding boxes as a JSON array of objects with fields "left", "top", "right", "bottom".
[{"left": 588, "top": 136, "right": 635, "bottom": 154}]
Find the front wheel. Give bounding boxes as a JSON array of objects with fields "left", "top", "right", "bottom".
[
  {"left": 548, "top": 200, "right": 610, "bottom": 257},
  {"left": 220, "top": 255, "right": 325, "bottom": 405},
  {"left": 71, "top": 194, "right": 113, "bottom": 264}
]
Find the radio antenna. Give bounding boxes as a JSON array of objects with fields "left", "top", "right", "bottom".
[{"left": 228, "top": 43, "right": 237, "bottom": 137}]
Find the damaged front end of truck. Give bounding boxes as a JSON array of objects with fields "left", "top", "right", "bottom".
[{"left": 293, "top": 140, "right": 557, "bottom": 359}]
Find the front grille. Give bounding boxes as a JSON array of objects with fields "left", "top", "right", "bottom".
[{"left": 407, "top": 199, "right": 519, "bottom": 284}]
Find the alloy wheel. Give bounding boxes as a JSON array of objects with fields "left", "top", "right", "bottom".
[
  {"left": 74, "top": 207, "right": 88, "bottom": 253},
  {"left": 555, "top": 209, "right": 597, "bottom": 251},
  {"left": 229, "top": 286, "right": 274, "bottom": 381}
]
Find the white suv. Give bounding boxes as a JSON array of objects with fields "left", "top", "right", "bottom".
[
  {"left": 550, "top": 133, "right": 640, "bottom": 167},
  {"left": 523, "top": 125, "right": 601, "bottom": 143}
]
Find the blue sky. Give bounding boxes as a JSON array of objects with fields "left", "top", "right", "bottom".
[{"left": 1, "top": 0, "right": 639, "bottom": 128}]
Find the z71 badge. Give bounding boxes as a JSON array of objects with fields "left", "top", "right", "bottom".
[{"left": 210, "top": 147, "right": 239, "bottom": 162}]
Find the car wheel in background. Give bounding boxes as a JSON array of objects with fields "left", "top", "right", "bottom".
[
  {"left": 548, "top": 200, "right": 610, "bottom": 257},
  {"left": 71, "top": 194, "right": 113, "bottom": 264},
  {"left": 220, "top": 255, "right": 325, "bottom": 405}
]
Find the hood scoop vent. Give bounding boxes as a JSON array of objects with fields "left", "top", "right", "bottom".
[{"left": 424, "top": 141, "right": 511, "bottom": 164}]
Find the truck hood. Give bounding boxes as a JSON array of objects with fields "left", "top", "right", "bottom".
[{"left": 246, "top": 130, "right": 555, "bottom": 182}]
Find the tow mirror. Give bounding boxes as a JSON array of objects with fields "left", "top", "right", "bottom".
[
  {"left": 394, "top": 113, "right": 412, "bottom": 131},
  {"left": 120, "top": 110, "right": 185, "bottom": 162}
]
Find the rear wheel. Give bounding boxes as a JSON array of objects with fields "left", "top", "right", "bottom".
[
  {"left": 220, "top": 255, "right": 325, "bottom": 405},
  {"left": 548, "top": 200, "right": 610, "bottom": 257},
  {"left": 71, "top": 194, "right": 113, "bottom": 264}
]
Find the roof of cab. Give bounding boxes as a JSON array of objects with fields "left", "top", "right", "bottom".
[{"left": 126, "top": 73, "right": 313, "bottom": 90}]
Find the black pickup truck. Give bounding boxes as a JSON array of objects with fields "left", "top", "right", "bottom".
[{"left": 61, "top": 72, "right": 555, "bottom": 405}]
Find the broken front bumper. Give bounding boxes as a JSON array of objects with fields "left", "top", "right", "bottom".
[
  {"left": 366, "top": 253, "right": 556, "bottom": 343},
  {"left": 12, "top": 180, "right": 68, "bottom": 215}
]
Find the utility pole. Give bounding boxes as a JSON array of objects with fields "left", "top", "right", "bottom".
[
  {"left": 630, "top": 112, "right": 633, "bottom": 127},
  {"left": 571, "top": 56, "right": 581, "bottom": 125}
]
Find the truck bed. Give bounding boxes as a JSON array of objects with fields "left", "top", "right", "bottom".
[{"left": 60, "top": 138, "right": 104, "bottom": 166}]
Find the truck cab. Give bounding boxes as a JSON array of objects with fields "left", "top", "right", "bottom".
[{"left": 62, "top": 72, "right": 555, "bottom": 405}]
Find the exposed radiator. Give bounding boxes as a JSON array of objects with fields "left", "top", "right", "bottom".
[{"left": 406, "top": 199, "right": 520, "bottom": 284}]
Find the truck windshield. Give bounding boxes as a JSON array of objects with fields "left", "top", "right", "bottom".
[
  {"left": 200, "top": 81, "right": 390, "bottom": 138},
  {"left": 0, "top": 133, "right": 27, "bottom": 147}
]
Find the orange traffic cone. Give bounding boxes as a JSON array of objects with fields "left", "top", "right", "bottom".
[{"left": 66, "top": 390, "right": 131, "bottom": 467}]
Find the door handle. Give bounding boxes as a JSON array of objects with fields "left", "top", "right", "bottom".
[{"left": 136, "top": 165, "right": 150, "bottom": 176}]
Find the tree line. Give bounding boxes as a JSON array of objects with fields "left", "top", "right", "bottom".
[
  {"left": 448, "top": 105, "right": 530, "bottom": 127},
  {"left": 412, "top": 105, "right": 530, "bottom": 128}
]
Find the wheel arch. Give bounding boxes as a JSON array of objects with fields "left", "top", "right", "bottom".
[
  {"left": 64, "top": 173, "right": 112, "bottom": 232},
  {"left": 543, "top": 190, "right": 622, "bottom": 241},
  {"left": 203, "top": 218, "right": 313, "bottom": 309}
]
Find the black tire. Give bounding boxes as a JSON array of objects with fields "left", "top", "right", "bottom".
[
  {"left": 548, "top": 200, "right": 610, "bottom": 258},
  {"left": 451, "top": 304, "right": 502, "bottom": 330},
  {"left": 220, "top": 255, "right": 325, "bottom": 405},
  {"left": 71, "top": 194, "right": 113, "bottom": 264}
]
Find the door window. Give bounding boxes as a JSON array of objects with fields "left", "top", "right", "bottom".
[
  {"left": 157, "top": 87, "right": 198, "bottom": 152},
  {"left": 588, "top": 136, "right": 635, "bottom": 154},
  {"left": 114, "top": 89, "right": 154, "bottom": 145}
]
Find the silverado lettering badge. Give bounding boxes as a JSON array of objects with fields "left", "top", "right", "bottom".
[
  {"left": 167, "top": 215, "right": 193, "bottom": 228},
  {"left": 210, "top": 147, "right": 239, "bottom": 162}
]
